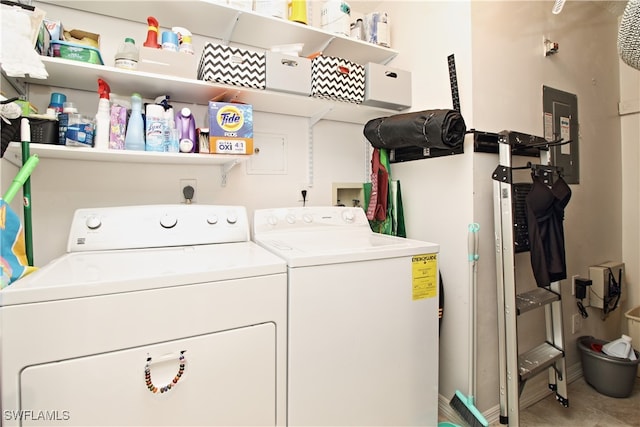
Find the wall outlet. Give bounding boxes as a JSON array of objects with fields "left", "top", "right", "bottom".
[
  {"left": 179, "top": 179, "right": 197, "bottom": 203},
  {"left": 571, "top": 313, "right": 582, "bottom": 334}
]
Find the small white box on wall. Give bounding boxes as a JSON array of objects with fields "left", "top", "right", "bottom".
[
  {"left": 362, "top": 63, "right": 411, "bottom": 111},
  {"left": 265, "top": 52, "right": 311, "bottom": 96},
  {"left": 138, "top": 47, "right": 198, "bottom": 79}
]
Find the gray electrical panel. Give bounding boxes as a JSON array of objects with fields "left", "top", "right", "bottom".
[{"left": 543, "top": 86, "right": 579, "bottom": 184}]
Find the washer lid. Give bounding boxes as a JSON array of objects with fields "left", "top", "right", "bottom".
[
  {"left": 0, "top": 242, "right": 286, "bottom": 306},
  {"left": 254, "top": 229, "right": 439, "bottom": 267}
]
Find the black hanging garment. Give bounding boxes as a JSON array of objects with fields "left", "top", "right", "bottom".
[{"left": 525, "top": 173, "right": 571, "bottom": 287}]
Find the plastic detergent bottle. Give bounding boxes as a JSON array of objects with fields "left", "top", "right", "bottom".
[
  {"left": 171, "top": 27, "right": 194, "bottom": 55},
  {"left": 161, "top": 31, "right": 179, "bottom": 52},
  {"left": 176, "top": 107, "right": 197, "bottom": 153},
  {"left": 93, "top": 79, "right": 111, "bottom": 150},
  {"left": 124, "top": 93, "right": 145, "bottom": 151},
  {"left": 602, "top": 334, "right": 636, "bottom": 359},
  {"left": 143, "top": 16, "right": 161, "bottom": 48},
  {"left": 288, "top": 0, "right": 307, "bottom": 24},
  {"left": 48, "top": 92, "right": 66, "bottom": 115},
  {"left": 115, "top": 38, "right": 139, "bottom": 70}
]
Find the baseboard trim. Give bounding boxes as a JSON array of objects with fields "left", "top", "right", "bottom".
[{"left": 438, "top": 363, "right": 583, "bottom": 425}]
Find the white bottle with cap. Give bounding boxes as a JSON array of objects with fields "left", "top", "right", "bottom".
[
  {"left": 115, "top": 38, "right": 139, "bottom": 70},
  {"left": 602, "top": 334, "right": 637, "bottom": 360},
  {"left": 171, "top": 27, "right": 194, "bottom": 55}
]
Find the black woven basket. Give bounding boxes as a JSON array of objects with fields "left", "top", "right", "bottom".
[{"left": 1, "top": 118, "right": 22, "bottom": 158}]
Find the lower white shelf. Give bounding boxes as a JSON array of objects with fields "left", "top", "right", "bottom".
[
  {"left": 3, "top": 142, "right": 247, "bottom": 186},
  {"left": 3, "top": 142, "right": 249, "bottom": 167}
]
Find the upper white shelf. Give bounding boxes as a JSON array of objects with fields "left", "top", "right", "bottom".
[{"left": 38, "top": 0, "right": 399, "bottom": 65}]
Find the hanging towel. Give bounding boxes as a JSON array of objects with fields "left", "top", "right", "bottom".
[
  {"left": 364, "top": 148, "right": 405, "bottom": 237},
  {"left": 1, "top": 200, "right": 37, "bottom": 288},
  {"left": 365, "top": 147, "right": 388, "bottom": 222},
  {"left": 525, "top": 174, "right": 571, "bottom": 287},
  {"left": 363, "top": 109, "right": 466, "bottom": 151}
]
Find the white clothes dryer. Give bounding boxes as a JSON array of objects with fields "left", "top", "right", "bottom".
[
  {"left": 253, "top": 206, "right": 440, "bottom": 427},
  {"left": 0, "top": 205, "right": 287, "bottom": 427}
]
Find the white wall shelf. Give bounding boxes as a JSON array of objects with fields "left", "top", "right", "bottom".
[
  {"left": 9, "top": 1, "right": 404, "bottom": 184},
  {"left": 15, "top": 57, "right": 399, "bottom": 125},
  {"left": 4, "top": 141, "right": 246, "bottom": 168},
  {"left": 39, "top": 0, "right": 398, "bottom": 66}
]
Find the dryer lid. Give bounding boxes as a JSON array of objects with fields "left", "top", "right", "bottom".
[{"left": 0, "top": 242, "right": 286, "bottom": 305}]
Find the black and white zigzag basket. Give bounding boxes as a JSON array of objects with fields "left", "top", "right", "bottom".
[
  {"left": 198, "top": 43, "right": 266, "bottom": 89},
  {"left": 311, "top": 56, "right": 365, "bottom": 103}
]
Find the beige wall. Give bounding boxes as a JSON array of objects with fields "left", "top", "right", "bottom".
[{"left": 382, "top": 0, "right": 633, "bottom": 417}]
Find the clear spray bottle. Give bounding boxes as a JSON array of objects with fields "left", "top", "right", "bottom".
[{"left": 93, "top": 79, "right": 111, "bottom": 150}]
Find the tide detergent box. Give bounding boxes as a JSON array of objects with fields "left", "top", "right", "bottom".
[{"left": 208, "top": 102, "right": 254, "bottom": 154}]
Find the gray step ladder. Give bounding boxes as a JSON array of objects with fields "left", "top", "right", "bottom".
[{"left": 492, "top": 130, "right": 569, "bottom": 426}]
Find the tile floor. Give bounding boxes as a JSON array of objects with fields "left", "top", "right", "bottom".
[
  {"left": 441, "top": 375, "right": 640, "bottom": 426},
  {"left": 517, "top": 375, "right": 639, "bottom": 427}
]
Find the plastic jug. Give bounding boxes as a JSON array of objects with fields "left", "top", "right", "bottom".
[
  {"left": 124, "top": 93, "right": 145, "bottom": 151},
  {"left": 602, "top": 334, "right": 636, "bottom": 360}
]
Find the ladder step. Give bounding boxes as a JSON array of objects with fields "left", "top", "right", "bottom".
[
  {"left": 516, "top": 287, "right": 560, "bottom": 315},
  {"left": 519, "top": 342, "right": 564, "bottom": 381}
]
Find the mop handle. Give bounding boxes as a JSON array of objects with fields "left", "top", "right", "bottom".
[
  {"left": 468, "top": 222, "right": 480, "bottom": 401},
  {"left": 468, "top": 223, "right": 480, "bottom": 261},
  {"left": 3, "top": 154, "right": 39, "bottom": 204},
  {"left": 20, "top": 117, "right": 34, "bottom": 266}
]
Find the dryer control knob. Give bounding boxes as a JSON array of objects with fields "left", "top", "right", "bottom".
[
  {"left": 267, "top": 215, "right": 278, "bottom": 226},
  {"left": 302, "top": 213, "right": 313, "bottom": 223},
  {"left": 342, "top": 210, "right": 355, "bottom": 223},
  {"left": 286, "top": 214, "right": 296, "bottom": 224},
  {"left": 160, "top": 214, "right": 178, "bottom": 229},
  {"left": 226, "top": 214, "right": 238, "bottom": 224},
  {"left": 85, "top": 215, "right": 102, "bottom": 230},
  {"left": 207, "top": 215, "right": 219, "bottom": 225}
]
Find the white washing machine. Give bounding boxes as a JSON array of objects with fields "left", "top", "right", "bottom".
[
  {"left": 253, "top": 206, "right": 440, "bottom": 427},
  {"left": 0, "top": 204, "right": 287, "bottom": 427}
]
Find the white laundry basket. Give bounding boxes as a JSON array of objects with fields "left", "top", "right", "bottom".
[{"left": 625, "top": 306, "right": 640, "bottom": 377}]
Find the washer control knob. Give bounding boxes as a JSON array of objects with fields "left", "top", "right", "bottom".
[
  {"left": 207, "top": 215, "right": 219, "bottom": 225},
  {"left": 342, "top": 210, "right": 355, "bottom": 223},
  {"left": 302, "top": 213, "right": 314, "bottom": 223},
  {"left": 286, "top": 214, "right": 296, "bottom": 224},
  {"left": 85, "top": 215, "right": 102, "bottom": 230},
  {"left": 226, "top": 214, "right": 238, "bottom": 224},
  {"left": 160, "top": 214, "right": 178, "bottom": 229},
  {"left": 267, "top": 215, "right": 278, "bottom": 226}
]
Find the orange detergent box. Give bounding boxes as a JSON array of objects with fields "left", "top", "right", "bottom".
[{"left": 208, "top": 102, "right": 254, "bottom": 154}]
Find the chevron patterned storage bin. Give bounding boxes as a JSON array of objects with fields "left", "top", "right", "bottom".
[
  {"left": 198, "top": 43, "right": 266, "bottom": 89},
  {"left": 311, "top": 56, "right": 365, "bottom": 103}
]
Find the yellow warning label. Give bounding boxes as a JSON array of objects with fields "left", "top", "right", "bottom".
[{"left": 412, "top": 253, "right": 438, "bottom": 300}]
